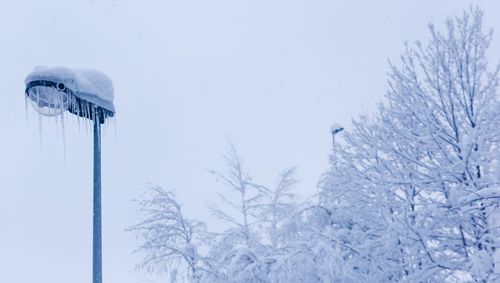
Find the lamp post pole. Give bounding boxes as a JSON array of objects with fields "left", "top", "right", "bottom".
[
  {"left": 331, "top": 125, "right": 344, "bottom": 150},
  {"left": 25, "top": 67, "right": 115, "bottom": 283},
  {"left": 93, "top": 118, "right": 102, "bottom": 283},
  {"left": 331, "top": 131, "right": 336, "bottom": 149}
]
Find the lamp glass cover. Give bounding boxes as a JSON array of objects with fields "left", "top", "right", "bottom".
[{"left": 28, "top": 86, "right": 69, "bottom": 117}]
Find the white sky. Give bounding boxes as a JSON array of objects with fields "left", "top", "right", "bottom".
[{"left": 1, "top": 1, "right": 499, "bottom": 282}]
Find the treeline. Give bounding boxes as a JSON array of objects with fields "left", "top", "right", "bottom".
[{"left": 130, "top": 9, "right": 500, "bottom": 282}]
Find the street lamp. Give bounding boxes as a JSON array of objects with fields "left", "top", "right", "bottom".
[
  {"left": 25, "top": 66, "right": 115, "bottom": 283},
  {"left": 330, "top": 123, "right": 344, "bottom": 149}
]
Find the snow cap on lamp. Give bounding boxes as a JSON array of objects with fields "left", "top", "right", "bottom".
[
  {"left": 25, "top": 66, "right": 115, "bottom": 120},
  {"left": 331, "top": 123, "right": 344, "bottom": 134}
]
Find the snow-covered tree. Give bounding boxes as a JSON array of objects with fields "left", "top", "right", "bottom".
[
  {"left": 259, "top": 167, "right": 298, "bottom": 250},
  {"left": 129, "top": 186, "right": 209, "bottom": 282},
  {"left": 206, "top": 145, "right": 302, "bottom": 283},
  {"left": 320, "top": 8, "right": 500, "bottom": 282},
  {"left": 131, "top": 8, "right": 500, "bottom": 283},
  {"left": 131, "top": 146, "right": 303, "bottom": 283},
  {"left": 206, "top": 144, "right": 270, "bottom": 282}
]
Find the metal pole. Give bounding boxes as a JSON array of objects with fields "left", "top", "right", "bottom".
[
  {"left": 331, "top": 127, "right": 344, "bottom": 151},
  {"left": 332, "top": 131, "right": 335, "bottom": 150},
  {"left": 93, "top": 119, "right": 102, "bottom": 283}
]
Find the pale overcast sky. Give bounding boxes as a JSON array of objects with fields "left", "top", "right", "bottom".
[{"left": 1, "top": 1, "right": 499, "bottom": 282}]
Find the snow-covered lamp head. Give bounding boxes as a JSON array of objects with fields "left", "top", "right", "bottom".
[
  {"left": 25, "top": 66, "right": 115, "bottom": 123},
  {"left": 330, "top": 123, "right": 344, "bottom": 135}
]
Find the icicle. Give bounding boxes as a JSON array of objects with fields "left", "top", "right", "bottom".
[
  {"left": 77, "top": 113, "right": 81, "bottom": 134},
  {"left": 60, "top": 96, "right": 67, "bottom": 166},
  {"left": 37, "top": 111, "right": 43, "bottom": 151},
  {"left": 54, "top": 107, "right": 59, "bottom": 138},
  {"left": 83, "top": 102, "right": 87, "bottom": 134},
  {"left": 94, "top": 107, "right": 101, "bottom": 152},
  {"left": 112, "top": 116, "right": 117, "bottom": 140},
  {"left": 35, "top": 88, "right": 43, "bottom": 150},
  {"left": 75, "top": 99, "right": 82, "bottom": 134},
  {"left": 24, "top": 94, "right": 29, "bottom": 126},
  {"left": 86, "top": 102, "right": 91, "bottom": 134}
]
